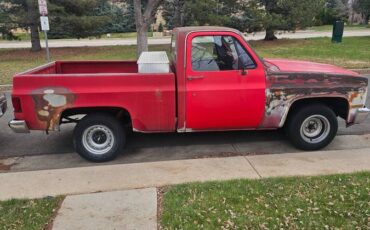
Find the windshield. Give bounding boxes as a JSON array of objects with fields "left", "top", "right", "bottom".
[{"left": 239, "top": 32, "right": 268, "bottom": 67}]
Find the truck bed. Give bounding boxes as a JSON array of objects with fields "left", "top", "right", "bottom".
[
  {"left": 27, "top": 61, "right": 139, "bottom": 75},
  {"left": 13, "top": 61, "right": 176, "bottom": 132}
]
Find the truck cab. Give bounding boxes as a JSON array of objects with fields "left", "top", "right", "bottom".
[{"left": 173, "top": 27, "right": 266, "bottom": 132}]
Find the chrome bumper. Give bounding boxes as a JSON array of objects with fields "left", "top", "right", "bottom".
[
  {"left": 0, "top": 94, "right": 7, "bottom": 117},
  {"left": 9, "top": 120, "right": 30, "bottom": 133},
  {"left": 353, "top": 107, "right": 370, "bottom": 124}
]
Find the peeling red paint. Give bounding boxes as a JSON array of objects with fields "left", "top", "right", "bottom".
[
  {"left": 260, "top": 71, "right": 368, "bottom": 128},
  {"left": 32, "top": 87, "right": 76, "bottom": 131}
]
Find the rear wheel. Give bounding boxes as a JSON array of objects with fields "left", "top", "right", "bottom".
[
  {"left": 74, "top": 113, "right": 125, "bottom": 162},
  {"left": 285, "top": 104, "right": 338, "bottom": 151}
]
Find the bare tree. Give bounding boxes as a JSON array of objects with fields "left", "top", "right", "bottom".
[
  {"left": 133, "top": 0, "right": 163, "bottom": 57},
  {"left": 353, "top": 0, "right": 370, "bottom": 25}
]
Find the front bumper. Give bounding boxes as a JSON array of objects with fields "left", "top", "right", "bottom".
[
  {"left": 9, "top": 120, "right": 30, "bottom": 133},
  {"left": 353, "top": 107, "right": 370, "bottom": 124},
  {"left": 0, "top": 94, "right": 7, "bottom": 117}
]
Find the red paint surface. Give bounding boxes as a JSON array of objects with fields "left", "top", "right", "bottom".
[
  {"left": 184, "top": 31, "right": 265, "bottom": 130},
  {"left": 12, "top": 27, "right": 364, "bottom": 133},
  {"left": 13, "top": 61, "right": 176, "bottom": 132},
  {"left": 264, "top": 58, "right": 360, "bottom": 76}
]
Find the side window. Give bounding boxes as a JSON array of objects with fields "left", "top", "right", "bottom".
[{"left": 191, "top": 35, "right": 256, "bottom": 72}]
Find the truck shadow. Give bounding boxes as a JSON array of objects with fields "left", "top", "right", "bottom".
[
  {"left": 120, "top": 129, "right": 294, "bottom": 162},
  {"left": 0, "top": 121, "right": 289, "bottom": 157}
]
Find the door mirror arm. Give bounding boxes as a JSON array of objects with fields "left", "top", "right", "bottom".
[{"left": 241, "top": 67, "right": 248, "bottom": 76}]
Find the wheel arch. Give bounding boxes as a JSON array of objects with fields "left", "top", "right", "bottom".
[
  {"left": 60, "top": 106, "right": 132, "bottom": 127},
  {"left": 281, "top": 96, "right": 350, "bottom": 127}
]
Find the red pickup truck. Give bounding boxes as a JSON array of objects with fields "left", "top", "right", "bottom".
[{"left": 9, "top": 27, "right": 369, "bottom": 162}]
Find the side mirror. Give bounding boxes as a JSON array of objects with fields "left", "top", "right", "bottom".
[{"left": 241, "top": 67, "right": 248, "bottom": 76}]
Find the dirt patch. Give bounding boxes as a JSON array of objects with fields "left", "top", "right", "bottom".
[
  {"left": 0, "top": 161, "right": 16, "bottom": 171},
  {"left": 44, "top": 196, "right": 65, "bottom": 230},
  {"left": 194, "top": 151, "right": 269, "bottom": 159},
  {"left": 157, "top": 187, "right": 168, "bottom": 230},
  {"left": 0, "top": 85, "right": 12, "bottom": 91},
  {"left": 350, "top": 68, "right": 370, "bottom": 75}
]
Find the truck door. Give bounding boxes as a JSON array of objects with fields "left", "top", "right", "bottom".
[{"left": 185, "top": 32, "right": 266, "bottom": 130}]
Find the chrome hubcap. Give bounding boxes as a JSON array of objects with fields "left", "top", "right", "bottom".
[
  {"left": 82, "top": 125, "right": 114, "bottom": 155},
  {"left": 300, "top": 115, "right": 330, "bottom": 144}
]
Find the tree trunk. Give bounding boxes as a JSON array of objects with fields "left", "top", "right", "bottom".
[
  {"left": 133, "top": 0, "right": 163, "bottom": 57},
  {"left": 264, "top": 28, "right": 277, "bottom": 41},
  {"left": 348, "top": 12, "right": 354, "bottom": 25},
  {"left": 30, "top": 24, "right": 41, "bottom": 52},
  {"left": 365, "top": 14, "right": 369, "bottom": 25},
  {"left": 173, "top": 0, "right": 185, "bottom": 27},
  {"left": 26, "top": 0, "right": 41, "bottom": 52},
  {"left": 137, "top": 27, "right": 149, "bottom": 57}
]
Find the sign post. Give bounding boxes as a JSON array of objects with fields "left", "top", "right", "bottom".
[{"left": 38, "top": 0, "right": 50, "bottom": 62}]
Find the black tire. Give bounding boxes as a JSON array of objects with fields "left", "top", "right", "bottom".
[
  {"left": 285, "top": 104, "right": 338, "bottom": 151},
  {"left": 73, "top": 113, "right": 125, "bottom": 162}
]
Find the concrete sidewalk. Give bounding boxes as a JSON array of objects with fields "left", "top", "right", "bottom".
[
  {"left": 0, "top": 147, "right": 369, "bottom": 201},
  {"left": 52, "top": 188, "right": 157, "bottom": 230}
]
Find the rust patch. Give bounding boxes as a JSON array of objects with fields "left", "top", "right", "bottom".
[
  {"left": 32, "top": 87, "right": 76, "bottom": 132},
  {"left": 157, "top": 187, "right": 167, "bottom": 230},
  {"left": 0, "top": 163, "right": 11, "bottom": 171},
  {"left": 260, "top": 72, "right": 368, "bottom": 128},
  {"left": 0, "top": 161, "right": 16, "bottom": 171}
]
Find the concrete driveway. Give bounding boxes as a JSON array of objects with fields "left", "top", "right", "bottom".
[{"left": 0, "top": 75, "right": 369, "bottom": 172}]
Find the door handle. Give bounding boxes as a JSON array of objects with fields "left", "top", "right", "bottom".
[{"left": 187, "top": 75, "right": 205, "bottom": 80}]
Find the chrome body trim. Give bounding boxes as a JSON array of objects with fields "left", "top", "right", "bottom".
[
  {"left": 9, "top": 120, "right": 30, "bottom": 133},
  {"left": 353, "top": 107, "right": 370, "bottom": 124}
]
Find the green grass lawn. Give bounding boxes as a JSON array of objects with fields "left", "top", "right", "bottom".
[
  {"left": 106, "top": 31, "right": 153, "bottom": 39},
  {"left": 0, "top": 36, "right": 369, "bottom": 85},
  {"left": 308, "top": 24, "right": 370, "bottom": 32},
  {"left": 0, "top": 197, "right": 63, "bottom": 230},
  {"left": 161, "top": 172, "right": 370, "bottom": 229},
  {"left": 250, "top": 36, "right": 370, "bottom": 69}
]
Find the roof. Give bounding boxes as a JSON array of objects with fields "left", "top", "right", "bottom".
[{"left": 174, "top": 26, "right": 241, "bottom": 36}]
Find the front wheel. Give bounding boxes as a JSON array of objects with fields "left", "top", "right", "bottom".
[
  {"left": 285, "top": 104, "right": 338, "bottom": 151},
  {"left": 74, "top": 113, "right": 125, "bottom": 162}
]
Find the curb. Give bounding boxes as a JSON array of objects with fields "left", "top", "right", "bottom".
[
  {"left": 0, "top": 147, "right": 369, "bottom": 201},
  {"left": 0, "top": 85, "right": 12, "bottom": 92},
  {"left": 350, "top": 69, "right": 370, "bottom": 75}
]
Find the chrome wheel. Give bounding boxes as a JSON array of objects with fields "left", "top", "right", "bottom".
[
  {"left": 300, "top": 115, "right": 331, "bottom": 144},
  {"left": 82, "top": 125, "right": 115, "bottom": 155}
]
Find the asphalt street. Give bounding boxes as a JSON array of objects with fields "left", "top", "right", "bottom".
[{"left": 0, "top": 75, "right": 369, "bottom": 169}]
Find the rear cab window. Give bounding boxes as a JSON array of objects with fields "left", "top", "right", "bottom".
[{"left": 170, "top": 33, "right": 177, "bottom": 64}]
